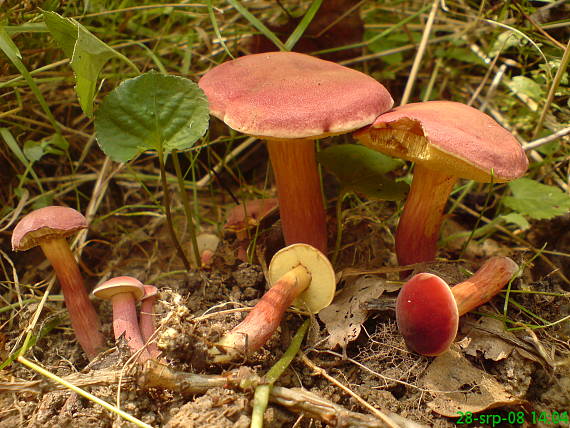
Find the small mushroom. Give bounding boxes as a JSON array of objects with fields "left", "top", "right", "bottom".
[
  {"left": 396, "top": 256, "right": 519, "bottom": 356},
  {"left": 139, "top": 284, "right": 161, "bottom": 359},
  {"left": 92, "top": 276, "right": 150, "bottom": 362},
  {"left": 209, "top": 243, "right": 336, "bottom": 364},
  {"left": 355, "top": 101, "right": 528, "bottom": 267},
  {"left": 194, "top": 233, "right": 220, "bottom": 267},
  {"left": 200, "top": 52, "right": 393, "bottom": 252},
  {"left": 12, "top": 206, "right": 104, "bottom": 360}
]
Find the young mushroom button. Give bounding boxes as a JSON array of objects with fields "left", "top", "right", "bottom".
[
  {"left": 209, "top": 243, "right": 336, "bottom": 364},
  {"left": 355, "top": 101, "right": 528, "bottom": 267},
  {"left": 199, "top": 52, "right": 394, "bottom": 252},
  {"left": 396, "top": 256, "right": 519, "bottom": 356},
  {"left": 93, "top": 276, "right": 150, "bottom": 362},
  {"left": 11, "top": 206, "right": 104, "bottom": 360}
]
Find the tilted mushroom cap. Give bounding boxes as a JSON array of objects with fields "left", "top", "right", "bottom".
[
  {"left": 92, "top": 276, "right": 145, "bottom": 301},
  {"left": 268, "top": 243, "right": 336, "bottom": 314},
  {"left": 396, "top": 273, "right": 459, "bottom": 356},
  {"left": 355, "top": 101, "right": 529, "bottom": 182},
  {"left": 199, "top": 51, "right": 394, "bottom": 139},
  {"left": 12, "top": 206, "right": 87, "bottom": 251}
]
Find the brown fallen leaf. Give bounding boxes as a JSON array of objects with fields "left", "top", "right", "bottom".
[
  {"left": 319, "top": 275, "right": 399, "bottom": 351},
  {"left": 460, "top": 317, "right": 515, "bottom": 362},
  {"left": 419, "top": 349, "right": 526, "bottom": 417}
]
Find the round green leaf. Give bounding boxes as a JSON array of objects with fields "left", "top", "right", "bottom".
[
  {"left": 318, "top": 144, "right": 408, "bottom": 200},
  {"left": 95, "top": 71, "right": 209, "bottom": 162}
]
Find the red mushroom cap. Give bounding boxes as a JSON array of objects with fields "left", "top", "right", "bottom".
[
  {"left": 199, "top": 51, "right": 393, "bottom": 139},
  {"left": 356, "top": 101, "right": 528, "bottom": 182},
  {"left": 12, "top": 206, "right": 87, "bottom": 251},
  {"left": 396, "top": 272, "right": 459, "bottom": 356}
]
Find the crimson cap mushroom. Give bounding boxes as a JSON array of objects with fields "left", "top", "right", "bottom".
[
  {"left": 92, "top": 276, "right": 150, "bottom": 362},
  {"left": 199, "top": 52, "right": 393, "bottom": 253},
  {"left": 396, "top": 256, "right": 519, "bottom": 356},
  {"left": 355, "top": 101, "right": 528, "bottom": 267},
  {"left": 12, "top": 206, "right": 104, "bottom": 360},
  {"left": 139, "top": 284, "right": 161, "bottom": 359},
  {"left": 209, "top": 243, "right": 336, "bottom": 364}
]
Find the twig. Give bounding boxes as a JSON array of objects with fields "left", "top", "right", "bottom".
[
  {"left": 532, "top": 39, "right": 570, "bottom": 139},
  {"left": 300, "top": 353, "right": 400, "bottom": 428},
  {"left": 400, "top": 0, "right": 440, "bottom": 105},
  {"left": 17, "top": 356, "right": 151, "bottom": 428},
  {"left": 195, "top": 136, "right": 257, "bottom": 188},
  {"left": 523, "top": 126, "right": 570, "bottom": 151}
]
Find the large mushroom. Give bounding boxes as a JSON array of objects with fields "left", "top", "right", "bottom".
[
  {"left": 355, "top": 101, "right": 528, "bottom": 267},
  {"left": 12, "top": 206, "right": 104, "bottom": 359},
  {"left": 209, "top": 243, "right": 336, "bottom": 364},
  {"left": 396, "top": 256, "right": 519, "bottom": 355},
  {"left": 199, "top": 52, "right": 393, "bottom": 253}
]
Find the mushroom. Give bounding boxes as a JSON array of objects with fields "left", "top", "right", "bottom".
[
  {"left": 11, "top": 206, "right": 104, "bottom": 360},
  {"left": 396, "top": 256, "right": 519, "bottom": 356},
  {"left": 92, "top": 276, "right": 150, "bottom": 361},
  {"left": 209, "top": 243, "right": 336, "bottom": 364},
  {"left": 354, "top": 101, "right": 528, "bottom": 267},
  {"left": 139, "top": 284, "right": 161, "bottom": 359},
  {"left": 199, "top": 52, "right": 393, "bottom": 253},
  {"left": 194, "top": 233, "right": 220, "bottom": 267}
]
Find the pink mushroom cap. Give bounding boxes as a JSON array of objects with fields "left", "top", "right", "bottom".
[
  {"left": 199, "top": 51, "right": 394, "bottom": 139},
  {"left": 396, "top": 273, "right": 459, "bottom": 356},
  {"left": 355, "top": 101, "right": 528, "bottom": 182},
  {"left": 12, "top": 206, "right": 87, "bottom": 251}
]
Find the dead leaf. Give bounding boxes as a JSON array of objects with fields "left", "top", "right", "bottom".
[
  {"left": 460, "top": 317, "right": 515, "bottom": 361},
  {"left": 420, "top": 349, "right": 525, "bottom": 417},
  {"left": 319, "top": 275, "right": 399, "bottom": 351}
]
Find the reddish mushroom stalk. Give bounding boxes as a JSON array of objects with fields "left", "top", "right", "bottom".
[
  {"left": 211, "top": 264, "right": 310, "bottom": 364},
  {"left": 12, "top": 206, "right": 104, "bottom": 360},
  {"left": 355, "top": 101, "right": 528, "bottom": 267},
  {"left": 394, "top": 165, "right": 458, "bottom": 266},
  {"left": 396, "top": 256, "right": 519, "bottom": 356},
  {"left": 140, "top": 285, "right": 161, "bottom": 359},
  {"left": 40, "top": 238, "right": 104, "bottom": 359},
  {"left": 209, "top": 243, "right": 336, "bottom": 364},
  {"left": 111, "top": 292, "right": 150, "bottom": 361},
  {"left": 452, "top": 256, "right": 519, "bottom": 315},
  {"left": 267, "top": 139, "right": 327, "bottom": 251}
]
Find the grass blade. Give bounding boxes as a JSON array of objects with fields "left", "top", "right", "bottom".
[
  {"left": 284, "top": 0, "right": 323, "bottom": 51},
  {"left": 227, "top": 0, "right": 287, "bottom": 51}
]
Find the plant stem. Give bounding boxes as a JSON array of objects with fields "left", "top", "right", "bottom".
[
  {"left": 171, "top": 149, "right": 201, "bottom": 267},
  {"left": 157, "top": 149, "right": 192, "bottom": 272},
  {"left": 251, "top": 319, "right": 310, "bottom": 428}
]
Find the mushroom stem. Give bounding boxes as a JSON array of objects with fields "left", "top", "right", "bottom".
[
  {"left": 395, "top": 165, "right": 457, "bottom": 266},
  {"left": 267, "top": 139, "right": 327, "bottom": 253},
  {"left": 140, "top": 286, "right": 161, "bottom": 359},
  {"left": 39, "top": 238, "right": 104, "bottom": 360},
  {"left": 210, "top": 264, "right": 311, "bottom": 364},
  {"left": 452, "top": 256, "right": 519, "bottom": 315},
  {"left": 111, "top": 292, "right": 151, "bottom": 362}
]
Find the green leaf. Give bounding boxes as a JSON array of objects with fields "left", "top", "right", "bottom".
[
  {"left": 43, "top": 11, "right": 139, "bottom": 117},
  {"left": 95, "top": 71, "right": 210, "bottom": 162},
  {"left": 318, "top": 144, "right": 408, "bottom": 200},
  {"left": 503, "top": 178, "right": 570, "bottom": 220},
  {"left": 507, "top": 76, "right": 543, "bottom": 101},
  {"left": 500, "top": 213, "right": 530, "bottom": 230}
]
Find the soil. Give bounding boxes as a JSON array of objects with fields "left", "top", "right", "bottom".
[{"left": 2, "top": 194, "right": 569, "bottom": 428}]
